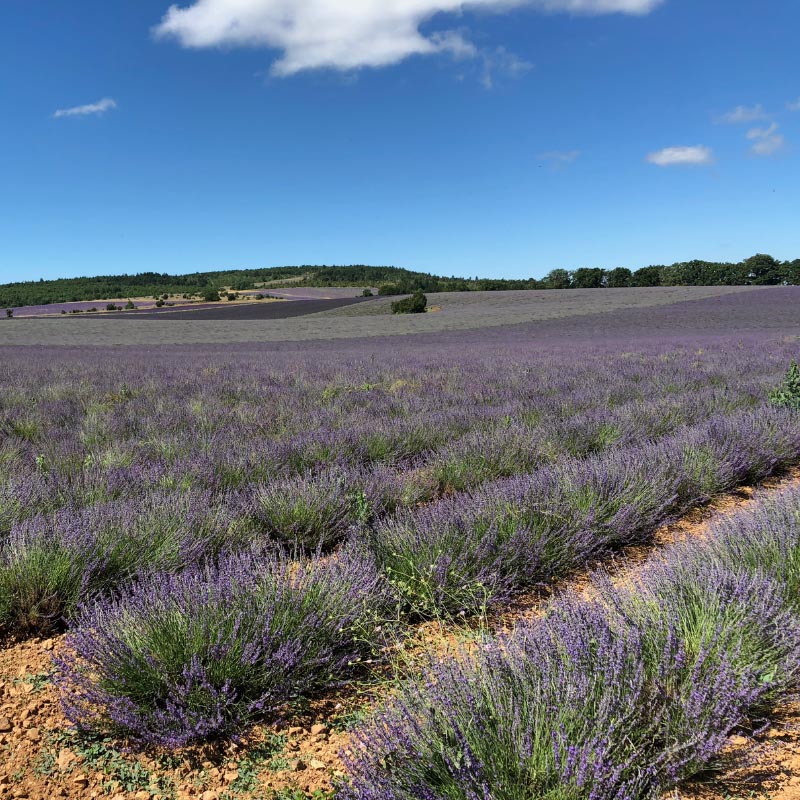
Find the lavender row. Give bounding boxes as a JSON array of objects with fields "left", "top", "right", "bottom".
[
  {"left": 367, "top": 406, "right": 800, "bottom": 618},
  {"left": 340, "top": 483, "right": 800, "bottom": 800},
  {"left": 0, "top": 382, "right": 758, "bottom": 541},
  {"left": 2, "top": 404, "right": 796, "bottom": 639},
  {"left": 42, "top": 404, "right": 800, "bottom": 749},
  {"left": 0, "top": 340, "right": 788, "bottom": 531}
]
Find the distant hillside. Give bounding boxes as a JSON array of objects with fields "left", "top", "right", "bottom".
[
  {"left": 2, "top": 254, "right": 798, "bottom": 308},
  {"left": 0, "top": 265, "right": 537, "bottom": 308}
]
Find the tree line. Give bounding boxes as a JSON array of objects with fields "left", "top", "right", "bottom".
[
  {"left": 538, "top": 254, "right": 798, "bottom": 290},
  {"left": 1, "top": 254, "right": 797, "bottom": 308}
]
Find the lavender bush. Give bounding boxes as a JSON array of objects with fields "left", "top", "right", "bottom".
[
  {"left": 56, "top": 543, "right": 392, "bottom": 747},
  {"left": 0, "top": 490, "right": 244, "bottom": 636},
  {"left": 340, "top": 486, "right": 800, "bottom": 800},
  {"left": 340, "top": 593, "right": 784, "bottom": 800},
  {"left": 671, "top": 485, "right": 800, "bottom": 613},
  {"left": 248, "top": 466, "right": 389, "bottom": 551}
]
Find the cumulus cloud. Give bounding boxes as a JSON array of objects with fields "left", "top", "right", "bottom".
[
  {"left": 746, "top": 122, "right": 785, "bottom": 156},
  {"left": 53, "top": 98, "right": 118, "bottom": 119},
  {"left": 154, "top": 0, "right": 664, "bottom": 76},
  {"left": 716, "top": 104, "right": 765, "bottom": 124},
  {"left": 787, "top": 97, "right": 800, "bottom": 112},
  {"left": 646, "top": 145, "right": 713, "bottom": 167}
]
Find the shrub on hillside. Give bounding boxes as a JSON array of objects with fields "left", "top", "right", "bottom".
[{"left": 391, "top": 291, "right": 427, "bottom": 314}]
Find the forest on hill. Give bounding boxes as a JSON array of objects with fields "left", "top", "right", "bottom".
[{"left": 2, "top": 253, "right": 798, "bottom": 309}]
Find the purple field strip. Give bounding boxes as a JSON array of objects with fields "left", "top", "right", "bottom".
[
  {"left": 99, "top": 296, "right": 376, "bottom": 320},
  {"left": 25, "top": 344, "right": 800, "bottom": 748}
]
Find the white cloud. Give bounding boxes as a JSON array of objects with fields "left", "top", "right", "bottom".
[
  {"left": 154, "top": 0, "right": 664, "bottom": 76},
  {"left": 480, "top": 46, "right": 533, "bottom": 88},
  {"left": 646, "top": 145, "right": 713, "bottom": 167},
  {"left": 716, "top": 104, "right": 765, "bottom": 124},
  {"left": 53, "top": 98, "right": 118, "bottom": 119},
  {"left": 787, "top": 97, "right": 800, "bottom": 112},
  {"left": 745, "top": 121, "right": 778, "bottom": 140},
  {"left": 746, "top": 122, "right": 785, "bottom": 156}
]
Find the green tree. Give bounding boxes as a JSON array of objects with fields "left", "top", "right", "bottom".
[
  {"left": 605, "top": 267, "right": 632, "bottom": 288},
  {"left": 571, "top": 268, "right": 605, "bottom": 289},
  {"left": 391, "top": 291, "right": 427, "bottom": 314},
  {"left": 781, "top": 260, "right": 800, "bottom": 285},
  {"left": 542, "top": 269, "right": 572, "bottom": 289},
  {"left": 630, "top": 266, "right": 662, "bottom": 287},
  {"left": 743, "top": 253, "right": 783, "bottom": 285}
]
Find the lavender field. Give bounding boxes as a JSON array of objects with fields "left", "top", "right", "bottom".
[
  {"left": 0, "top": 285, "right": 775, "bottom": 345},
  {"left": 1, "top": 287, "right": 800, "bottom": 798}
]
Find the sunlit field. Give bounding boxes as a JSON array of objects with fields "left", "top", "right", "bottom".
[{"left": 1, "top": 287, "right": 799, "bottom": 799}]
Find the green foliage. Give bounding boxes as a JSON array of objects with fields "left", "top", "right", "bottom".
[
  {"left": 605, "top": 267, "right": 632, "bottom": 288},
  {"left": 542, "top": 268, "right": 571, "bottom": 289},
  {"left": 391, "top": 291, "right": 427, "bottom": 314},
  {"left": 0, "top": 542, "right": 90, "bottom": 636},
  {"left": 38, "top": 730, "right": 171, "bottom": 796},
  {"left": 571, "top": 267, "right": 605, "bottom": 288},
  {"left": 630, "top": 265, "right": 662, "bottom": 286},
  {"left": 1, "top": 253, "right": 798, "bottom": 310},
  {"left": 770, "top": 360, "right": 800, "bottom": 409},
  {"left": 5, "top": 309, "right": 12, "bottom": 318},
  {"left": 361, "top": 288, "right": 374, "bottom": 296},
  {"left": 225, "top": 734, "right": 287, "bottom": 793}
]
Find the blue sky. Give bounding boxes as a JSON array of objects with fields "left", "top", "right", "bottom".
[{"left": 1, "top": 0, "right": 798, "bottom": 282}]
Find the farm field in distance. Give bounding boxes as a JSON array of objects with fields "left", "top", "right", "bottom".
[
  {"left": 1, "top": 286, "right": 800, "bottom": 800},
  {"left": 0, "top": 284, "right": 783, "bottom": 346}
]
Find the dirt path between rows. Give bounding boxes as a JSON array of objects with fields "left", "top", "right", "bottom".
[{"left": 1, "top": 469, "right": 799, "bottom": 800}]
